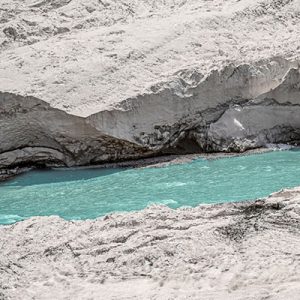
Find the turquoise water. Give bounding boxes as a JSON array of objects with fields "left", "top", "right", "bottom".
[{"left": 1, "top": 150, "right": 300, "bottom": 225}]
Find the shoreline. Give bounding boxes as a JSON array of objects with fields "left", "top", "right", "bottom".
[
  {"left": 37, "top": 147, "right": 273, "bottom": 170},
  {"left": 1, "top": 145, "right": 297, "bottom": 182},
  {"left": 0, "top": 147, "right": 271, "bottom": 183}
]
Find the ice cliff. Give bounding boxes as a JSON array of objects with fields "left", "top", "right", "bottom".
[{"left": 0, "top": 0, "right": 299, "bottom": 176}]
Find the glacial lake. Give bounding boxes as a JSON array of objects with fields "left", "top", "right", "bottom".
[{"left": 1, "top": 150, "right": 300, "bottom": 225}]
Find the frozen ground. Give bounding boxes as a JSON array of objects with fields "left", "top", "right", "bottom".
[{"left": 1, "top": 187, "right": 300, "bottom": 299}]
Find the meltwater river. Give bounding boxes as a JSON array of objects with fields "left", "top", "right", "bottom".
[{"left": 1, "top": 150, "right": 300, "bottom": 225}]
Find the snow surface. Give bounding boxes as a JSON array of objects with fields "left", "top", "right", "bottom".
[{"left": 0, "top": 0, "right": 299, "bottom": 116}]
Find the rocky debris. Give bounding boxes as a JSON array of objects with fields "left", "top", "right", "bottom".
[
  {"left": 1, "top": 187, "right": 300, "bottom": 299},
  {"left": 0, "top": 167, "right": 27, "bottom": 182}
]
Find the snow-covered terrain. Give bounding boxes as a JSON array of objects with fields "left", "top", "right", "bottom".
[{"left": 0, "top": 0, "right": 299, "bottom": 115}]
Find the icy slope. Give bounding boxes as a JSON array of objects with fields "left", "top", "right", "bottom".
[{"left": 0, "top": 0, "right": 299, "bottom": 173}]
